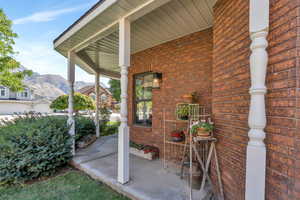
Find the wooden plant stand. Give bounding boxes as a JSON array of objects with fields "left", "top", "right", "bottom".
[
  {"left": 162, "top": 106, "right": 223, "bottom": 200},
  {"left": 182, "top": 135, "right": 224, "bottom": 200}
]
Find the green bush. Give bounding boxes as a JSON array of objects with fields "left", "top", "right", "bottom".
[
  {"left": 0, "top": 114, "right": 72, "bottom": 185},
  {"left": 100, "top": 121, "right": 120, "bottom": 136},
  {"left": 74, "top": 116, "right": 119, "bottom": 139},
  {"left": 0, "top": 113, "right": 118, "bottom": 185},
  {"left": 50, "top": 93, "right": 95, "bottom": 112},
  {"left": 75, "top": 116, "right": 95, "bottom": 141}
]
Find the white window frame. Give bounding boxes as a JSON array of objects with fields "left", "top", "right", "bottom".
[
  {"left": 18, "top": 88, "right": 31, "bottom": 100},
  {"left": 0, "top": 87, "right": 7, "bottom": 97}
]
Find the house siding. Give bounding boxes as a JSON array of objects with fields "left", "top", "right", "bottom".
[
  {"left": 128, "top": 28, "right": 213, "bottom": 158},
  {"left": 213, "top": 0, "right": 300, "bottom": 199}
]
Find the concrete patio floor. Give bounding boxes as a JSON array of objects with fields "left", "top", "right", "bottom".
[{"left": 72, "top": 135, "right": 208, "bottom": 200}]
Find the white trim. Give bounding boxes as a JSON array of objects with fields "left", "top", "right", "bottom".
[
  {"left": 0, "top": 86, "right": 9, "bottom": 99},
  {"left": 246, "top": 1, "right": 269, "bottom": 200},
  {"left": 17, "top": 88, "right": 32, "bottom": 100},
  {"left": 118, "top": 18, "right": 130, "bottom": 185},
  {"left": 54, "top": 0, "right": 118, "bottom": 48},
  {"left": 95, "top": 72, "right": 100, "bottom": 138},
  {"left": 75, "top": 51, "right": 121, "bottom": 78},
  {"left": 68, "top": 51, "right": 76, "bottom": 155},
  {"left": 249, "top": 0, "right": 269, "bottom": 33}
]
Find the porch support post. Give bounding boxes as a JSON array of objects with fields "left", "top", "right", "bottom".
[
  {"left": 67, "top": 51, "right": 76, "bottom": 155},
  {"left": 95, "top": 72, "right": 100, "bottom": 138},
  {"left": 117, "top": 18, "right": 130, "bottom": 184},
  {"left": 246, "top": 1, "right": 269, "bottom": 200}
]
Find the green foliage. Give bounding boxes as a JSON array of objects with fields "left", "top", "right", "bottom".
[
  {"left": 191, "top": 122, "right": 214, "bottom": 134},
  {"left": 0, "top": 114, "right": 73, "bottom": 185},
  {"left": 75, "top": 113, "right": 119, "bottom": 138},
  {"left": 108, "top": 79, "right": 120, "bottom": 102},
  {"left": 75, "top": 116, "right": 95, "bottom": 141},
  {"left": 50, "top": 93, "right": 95, "bottom": 112},
  {"left": 100, "top": 121, "right": 120, "bottom": 137},
  {"left": 100, "top": 106, "right": 112, "bottom": 121},
  {"left": 176, "top": 104, "right": 190, "bottom": 120},
  {"left": 129, "top": 141, "right": 145, "bottom": 150},
  {"left": 0, "top": 112, "right": 118, "bottom": 185},
  {"left": 0, "top": 9, "right": 32, "bottom": 91}
]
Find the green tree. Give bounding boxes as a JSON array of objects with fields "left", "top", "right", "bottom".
[
  {"left": 50, "top": 93, "right": 95, "bottom": 112},
  {"left": 108, "top": 79, "right": 120, "bottom": 102},
  {"left": 0, "top": 9, "right": 32, "bottom": 91}
]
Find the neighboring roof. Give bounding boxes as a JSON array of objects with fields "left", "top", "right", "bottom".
[
  {"left": 78, "top": 84, "right": 111, "bottom": 95},
  {"left": 53, "top": 0, "right": 105, "bottom": 44}
]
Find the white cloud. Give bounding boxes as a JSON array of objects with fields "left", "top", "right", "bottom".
[{"left": 13, "top": 6, "right": 85, "bottom": 25}]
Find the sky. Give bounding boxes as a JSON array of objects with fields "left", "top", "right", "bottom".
[{"left": 0, "top": 0, "right": 110, "bottom": 86}]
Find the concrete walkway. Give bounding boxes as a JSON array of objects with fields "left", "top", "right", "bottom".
[{"left": 72, "top": 135, "right": 207, "bottom": 200}]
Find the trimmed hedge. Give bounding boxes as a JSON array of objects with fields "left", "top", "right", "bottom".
[
  {"left": 0, "top": 114, "right": 118, "bottom": 185},
  {"left": 0, "top": 114, "right": 72, "bottom": 185}
]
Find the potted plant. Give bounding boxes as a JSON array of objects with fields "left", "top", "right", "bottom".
[
  {"left": 170, "top": 130, "right": 185, "bottom": 142},
  {"left": 176, "top": 104, "right": 190, "bottom": 120},
  {"left": 191, "top": 121, "right": 214, "bottom": 137},
  {"left": 129, "top": 141, "right": 159, "bottom": 160}
]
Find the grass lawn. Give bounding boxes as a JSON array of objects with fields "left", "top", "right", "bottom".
[{"left": 0, "top": 170, "right": 130, "bottom": 200}]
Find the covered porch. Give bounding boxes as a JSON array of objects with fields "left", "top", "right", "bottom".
[
  {"left": 54, "top": 0, "right": 270, "bottom": 199},
  {"left": 72, "top": 135, "right": 206, "bottom": 200}
]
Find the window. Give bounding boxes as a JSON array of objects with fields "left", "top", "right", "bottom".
[
  {"left": 101, "top": 94, "right": 107, "bottom": 102},
  {"left": 134, "top": 73, "right": 153, "bottom": 126},
  {"left": 20, "top": 89, "right": 29, "bottom": 98},
  {"left": 89, "top": 93, "right": 96, "bottom": 100},
  {"left": 0, "top": 87, "right": 6, "bottom": 97}
]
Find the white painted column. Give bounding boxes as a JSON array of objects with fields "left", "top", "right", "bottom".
[
  {"left": 117, "top": 18, "right": 130, "bottom": 184},
  {"left": 246, "top": 1, "right": 269, "bottom": 200},
  {"left": 67, "top": 51, "right": 76, "bottom": 155},
  {"left": 95, "top": 72, "right": 100, "bottom": 138}
]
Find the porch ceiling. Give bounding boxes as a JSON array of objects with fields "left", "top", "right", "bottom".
[{"left": 54, "top": 0, "right": 217, "bottom": 77}]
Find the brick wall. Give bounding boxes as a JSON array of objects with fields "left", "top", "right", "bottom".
[
  {"left": 213, "top": 0, "right": 300, "bottom": 199},
  {"left": 128, "top": 29, "right": 213, "bottom": 157},
  {"left": 295, "top": 0, "right": 300, "bottom": 198}
]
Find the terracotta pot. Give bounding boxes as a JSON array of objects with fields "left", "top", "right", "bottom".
[
  {"left": 182, "top": 94, "right": 193, "bottom": 103},
  {"left": 197, "top": 128, "right": 210, "bottom": 137}
]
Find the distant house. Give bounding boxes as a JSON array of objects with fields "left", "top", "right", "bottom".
[
  {"left": 0, "top": 86, "right": 52, "bottom": 115},
  {"left": 78, "top": 84, "right": 117, "bottom": 111}
]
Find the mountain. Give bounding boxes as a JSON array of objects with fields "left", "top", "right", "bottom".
[{"left": 25, "top": 73, "right": 93, "bottom": 100}]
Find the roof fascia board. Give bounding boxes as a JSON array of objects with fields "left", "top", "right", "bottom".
[
  {"left": 76, "top": 51, "right": 121, "bottom": 79},
  {"left": 54, "top": 0, "right": 118, "bottom": 48}
]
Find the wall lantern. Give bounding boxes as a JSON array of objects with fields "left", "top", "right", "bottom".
[{"left": 152, "top": 72, "right": 162, "bottom": 89}]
